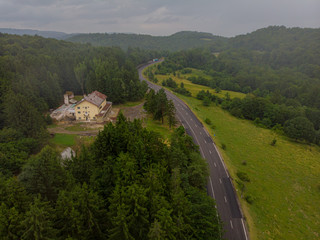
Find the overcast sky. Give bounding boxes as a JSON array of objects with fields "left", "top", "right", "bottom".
[{"left": 0, "top": 0, "right": 319, "bottom": 37}]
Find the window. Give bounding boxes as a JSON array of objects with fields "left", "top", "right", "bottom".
[
  {"left": 85, "top": 107, "right": 87, "bottom": 109},
  {"left": 78, "top": 117, "right": 81, "bottom": 120},
  {"left": 77, "top": 107, "right": 80, "bottom": 109},
  {"left": 78, "top": 111, "right": 80, "bottom": 114},
  {"left": 93, "top": 117, "right": 96, "bottom": 120}
]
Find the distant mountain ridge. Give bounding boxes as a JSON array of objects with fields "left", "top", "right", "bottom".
[
  {"left": 1, "top": 26, "right": 319, "bottom": 53},
  {"left": 65, "top": 31, "right": 227, "bottom": 51},
  {"left": 0, "top": 28, "right": 74, "bottom": 40}
]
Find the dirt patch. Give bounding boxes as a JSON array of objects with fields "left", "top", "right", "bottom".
[{"left": 120, "top": 102, "right": 147, "bottom": 121}]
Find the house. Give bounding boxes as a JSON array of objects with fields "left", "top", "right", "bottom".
[{"left": 75, "top": 91, "right": 112, "bottom": 122}]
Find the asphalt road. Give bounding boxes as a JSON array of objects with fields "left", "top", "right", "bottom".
[{"left": 138, "top": 61, "right": 249, "bottom": 240}]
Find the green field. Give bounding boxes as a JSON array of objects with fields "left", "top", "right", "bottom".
[
  {"left": 148, "top": 67, "right": 246, "bottom": 99},
  {"left": 50, "top": 133, "right": 76, "bottom": 147},
  {"left": 144, "top": 114, "right": 175, "bottom": 141},
  {"left": 145, "top": 66, "right": 320, "bottom": 240}
]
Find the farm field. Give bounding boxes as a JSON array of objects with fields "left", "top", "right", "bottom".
[{"left": 145, "top": 66, "right": 320, "bottom": 240}]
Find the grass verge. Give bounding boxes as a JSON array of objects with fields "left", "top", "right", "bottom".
[
  {"left": 144, "top": 65, "right": 320, "bottom": 240},
  {"left": 176, "top": 93, "right": 320, "bottom": 240}
]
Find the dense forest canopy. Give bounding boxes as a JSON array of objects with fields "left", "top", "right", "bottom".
[
  {"left": 0, "top": 115, "right": 222, "bottom": 239},
  {"left": 0, "top": 33, "right": 161, "bottom": 178}
]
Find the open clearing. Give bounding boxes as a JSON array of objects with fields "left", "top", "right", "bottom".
[
  {"left": 150, "top": 67, "right": 246, "bottom": 99},
  {"left": 48, "top": 99, "right": 175, "bottom": 151},
  {"left": 146, "top": 66, "right": 320, "bottom": 240}
]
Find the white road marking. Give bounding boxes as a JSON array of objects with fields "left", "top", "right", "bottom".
[
  {"left": 181, "top": 114, "right": 204, "bottom": 157},
  {"left": 230, "top": 220, "right": 234, "bottom": 229},
  {"left": 204, "top": 140, "right": 207, "bottom": 144},
  {"left": 214, "top": 162, "right": 217, "bottom": 167},
  {"left": 219, "top": 178, "right": 222, "bottom": 184},
  {"left": 209, "top": 177, "right": 216, "bottom": 199},
  {"left": 195, "top": 124, "right": 198, "bottom": 127},
  {"left": 241, "top": 218, "right": 249, "bottom": 240},
  {"left": 190, "top": 118, "right": 193, "bottom": 121},
  {"left": 224, "top": 196, "right": 227, "bottom": 203},
  {"left": 212, "top": 143, "right": 230, "bottom": 178},
  {"left": 209, "top": 150, "right": 212, "bottom": 154}
]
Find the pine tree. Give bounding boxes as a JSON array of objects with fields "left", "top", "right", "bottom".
[
  {"left": 21, "top": 195, "right": 56, "bottom": 240},
  {"left": 166, "top": 100, "right": 177, "bottom": 128}
]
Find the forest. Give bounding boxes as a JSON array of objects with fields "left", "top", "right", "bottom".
[
  {"left": 1, "top": 25, "right": 320, "bottom": 238},
  {"left": 0, "top": 114, "right": 222, "bottom": 239},
  {"left": 0, "top": 33, "right": 223, "bottom": 239},
  {"left": 0, "top": 33, "right": 161, "bottom": 175}
]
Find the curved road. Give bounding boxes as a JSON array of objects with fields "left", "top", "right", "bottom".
[{"left": 138, "top": 62, "right": 249, "bottom": 240}]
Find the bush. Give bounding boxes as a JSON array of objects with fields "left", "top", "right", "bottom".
[
  {"left": 236, "top": 171, "right": 250, "bottom": 182},
  {"left": 230, "top": 108, "right": 243, "bottom": 118},
  {"left": 221, "top": 143, "right": 226, "bottom": 150},
  {"left": 203, "top": 96, "right": 211, "bottom": 106},
  {"left": 245, "top": 195, "right": 254, "bottom": 204},
  {"left": 205, "top": 118, "right": 212, "bottom": 125},
  {"left": 270, "top": 138, "right": 277, "bottom": 146},
  {"left": 242, "top": 161, "right": 247, "bottom": 166}
]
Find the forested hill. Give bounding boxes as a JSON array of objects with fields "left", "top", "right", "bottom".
[
  {"left": 0, "top": 28, "right": 73, "bottom": 40},
  {"left": 0, "top": 33, "right": 157, "bottom": 175},
  {"left": 66, "top": 31, "right": 227, "bottom": 51},
  {"left": 229, "top": 26, "right": 320, "bottom": 52}
]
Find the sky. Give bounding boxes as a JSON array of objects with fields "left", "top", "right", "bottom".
[{"left": 0, "top": 0, "right": 319, "bottom": 37}]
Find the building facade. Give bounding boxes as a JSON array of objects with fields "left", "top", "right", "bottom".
[{"left": 75, "top": 91, "right": 112, "bottom": 122}]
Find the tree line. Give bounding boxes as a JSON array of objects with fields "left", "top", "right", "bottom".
[
  {"left": 144, "top": 89, "right": 177, "bottom": 128},
  {"left": 0, "top": 115, "right": 222, "bottom": 239}
]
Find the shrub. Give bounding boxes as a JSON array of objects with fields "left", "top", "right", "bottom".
[
  {"left": 242, "top": 161, "right": 247, "bottom": 166},
  {"left": 270, "top": 138, "right": 277, "bottom": 146},
  {"left": 230, "top": 108, "right": 243, "bottom": 118},
  {"left": 245, "top": 195, "right": 254, "bottom": 204},
  {"left": 236, "top": 171, "right": 250, "bottom": 182},
  {"left": 221, "top": 143, "right": 226, "bottom": 150},
  {"left": 203, "top": 96, "right": 211, "bottom": 106},
  {"left": 205, "top": 118, "right": 212, "bottom": 125}
]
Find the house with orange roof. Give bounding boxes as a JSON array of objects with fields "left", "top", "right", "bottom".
[{"left": 74, "top": 91, "right": 112, "bottom": 122}]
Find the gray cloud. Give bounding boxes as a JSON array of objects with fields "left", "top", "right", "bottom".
[{"left": 0, "top": 0, "right": 319, "bottom": 36}]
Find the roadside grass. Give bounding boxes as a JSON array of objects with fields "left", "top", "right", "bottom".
[
  {"left": 143, "top": 114, "right": 174, "bottom": 141},
  {"left": 64, "top": 122, "right": 103, "bottom": 132},
  {"left": 176, "top": 94, "right": 320, "bottom": 240}
]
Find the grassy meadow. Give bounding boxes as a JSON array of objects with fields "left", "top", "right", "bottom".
[
  {"left": 49, "top": 133, "right": 76, "bottom": 147},
  {"left": 150, "top": 67, "right": 246, "bottom": 99},
  {"left": 144, "top": 66, "right": 320, "bottom": 240}
]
